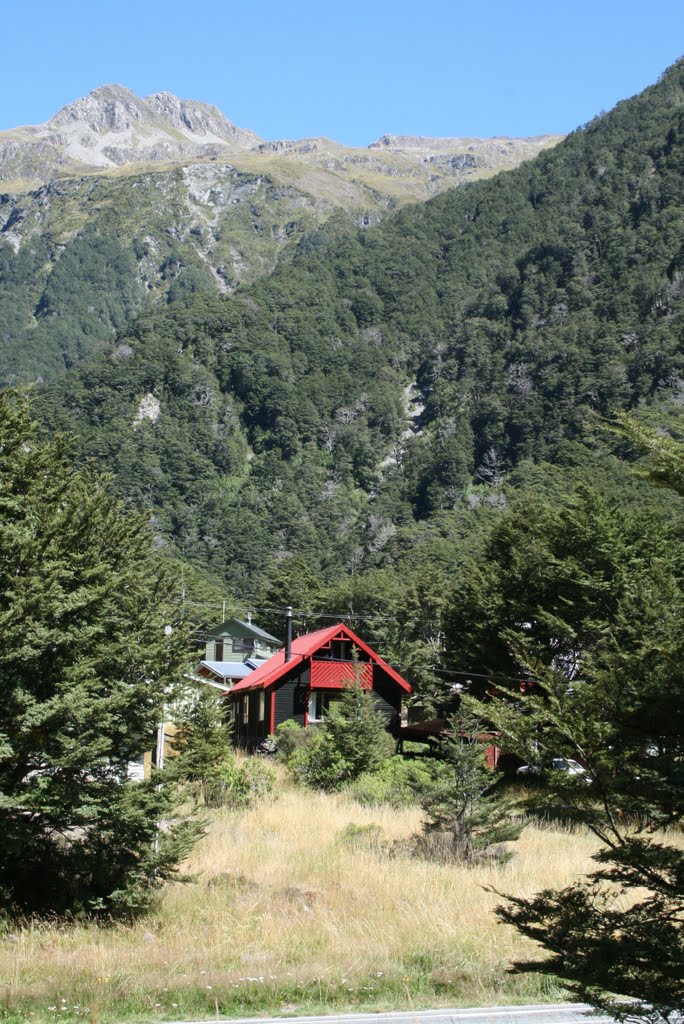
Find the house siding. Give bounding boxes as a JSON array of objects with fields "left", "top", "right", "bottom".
[
  {"left": 371, "top": 669, "right": 402, "bottom": 733},
  {"left": 273, "top": 665, "right": 309, "bottom": 729},
  {"left": 204, "top": 618, "right": 281, "bottom": 662}
]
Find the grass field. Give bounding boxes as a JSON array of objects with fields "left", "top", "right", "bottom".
[{"left": 0, "top": 774, "right": 601, "bottom": 1024}]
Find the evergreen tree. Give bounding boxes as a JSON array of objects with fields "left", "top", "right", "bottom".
[
  {"left": 418, "top": 711, "right": 522, "bottom": 863},
  {"left": 462, "top": 451, "right": 684, "bottom": 1020},
  {"left": 609, "top": 412, "right": 684, "bottom": 495},
  {"left": 323, "top": 681, "right": 396, "bottom": 780},
  {"left": 289, "top": 681, "right": 394, "bottom": 790},
  {"left": 0, "top": 394, "right": 199, "bottom": 918}
]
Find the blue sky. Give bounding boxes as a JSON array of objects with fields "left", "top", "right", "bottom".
[{"left": 3, "top": 0, "right": 683, "bottom": 145}]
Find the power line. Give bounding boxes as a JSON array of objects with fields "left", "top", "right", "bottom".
[
  {"left": 179, "top": 601, "right": 400, "bottom": 623},
  {"left": 430, "top": 666, "right": 537, "bottom": 685},
  {"left": 184, "top": 600, "right": 538, "bottom": 685}
]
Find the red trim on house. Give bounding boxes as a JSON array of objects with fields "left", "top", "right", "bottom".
[
  {"left": 228, "top": 623, "right": 412, "bottom": 695},
  {"left": 310, "top": 660, "right": 372, "bottom": 689},
  {"left": 485, "top": 743, "right": 501, "bottom": 769},
  {"left": 269, "top": 690, "right": 275, "bottom": 736}
]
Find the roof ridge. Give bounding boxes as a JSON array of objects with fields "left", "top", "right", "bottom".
[{"left": 229, "top": 622, "right": 411, "bottom": 695}]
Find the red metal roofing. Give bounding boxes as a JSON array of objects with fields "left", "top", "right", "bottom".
[{"left": 228, "top": 623, "right": 412, "bottom": 694}]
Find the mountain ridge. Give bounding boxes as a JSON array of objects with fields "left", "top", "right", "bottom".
[
  {"left": 0, "top": 84, "right": 562, "bottom": 189},
  {"left": 33, "top": 59, "right": 684, "bottom": 588},
  {"left": 0, "top": 86, "right": 563, "bottom": 383}
]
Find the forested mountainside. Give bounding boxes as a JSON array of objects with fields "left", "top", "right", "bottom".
[
  {"left": 36, "top": 61, "right": 684, "bottom": 625},
  {"left": 0, "top": 165, "right": 330, "bottom": 384},
  {"left": 0, "top": 87, "right": 559, "bottom": 386}
]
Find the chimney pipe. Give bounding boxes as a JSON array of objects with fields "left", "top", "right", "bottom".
[{"left": 284, "top": 606, "right": 293, "bottom": 662}]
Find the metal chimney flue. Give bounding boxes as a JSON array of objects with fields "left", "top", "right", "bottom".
[{"left": 284, "top": 606, "right": 293, "bottom": 662}]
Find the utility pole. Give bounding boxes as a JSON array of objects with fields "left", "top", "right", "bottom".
[{"left": 284, "top": 605, "right": 293, "bottom": 661}]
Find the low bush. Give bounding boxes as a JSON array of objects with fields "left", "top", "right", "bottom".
[
  {"left": 273, "top": 719, "right": 312, "bottom": 764},
  {"left": 282, "top": 685, "right": 396, "bottom": 791},
  {"left": 345, "top": 756, "right": 432, "bottom": 807},
  {"left": 288, "top": 728, "right": 349, "bottom": 790},
  {"left": 201, "top": 756, "right": 275, "bottom": 809},
  {"left": 337, "top": 822, "right": 385, "bottom": 852}
]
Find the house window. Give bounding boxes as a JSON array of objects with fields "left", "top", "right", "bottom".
[
  {"left": 308, "top": 691, "right": 338, "bottom": 722},
  {"left": 214, "top": 639, "right": 224, "bottom": 660},
  {"left": 331, "top": 640, "right": 350, "bottom": 660},
  {"left": 258, "top": 691, "right": 265, "bottom": 722},
  {"left": 242, "top": 697, "right": 249, "bottom": 724},
  {"left": 234, "top": 637, "right": 255, "bottom": 654},
  {"left": 318, "top": 640, "right": 352, "bottom": 661}
]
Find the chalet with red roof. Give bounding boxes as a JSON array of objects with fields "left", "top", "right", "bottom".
[{"left": 228, "top": 621, "right": 412, "bottom": 746}]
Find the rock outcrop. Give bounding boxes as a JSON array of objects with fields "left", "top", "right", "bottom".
[{"left": 0, "top": 85, "right": 562, "bottom": 192}]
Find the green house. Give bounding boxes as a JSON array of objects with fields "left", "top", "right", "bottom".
[{"left": 203, "top": 617, "right": 282, "bottom": 663}]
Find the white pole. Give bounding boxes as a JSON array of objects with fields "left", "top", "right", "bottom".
[{"left": 155, "top": 722, "right": 165, "bottom": 771}]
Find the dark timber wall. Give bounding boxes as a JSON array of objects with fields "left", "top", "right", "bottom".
[
  {"left": 372, "top": 670, "right": 402, "bottom": 733},
  {"left": 233, "top": 690, "right": 271, "bottom": 747},
  {"left": 273, "top": 665, "right": 309, "bottom": 729},
  {"left": 233, "top": 660, "right": 406, "bottom": 745}
]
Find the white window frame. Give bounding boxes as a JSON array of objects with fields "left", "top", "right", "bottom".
[
  {"left": 308, "top": 691, "right": 320, "bottom": 723},
  {"left": 258, "top": 691, "right": 265, "bottom": 722},
  {"left": 242, "top": 696, "right": 249, "bottom": 724},
  {"left": 310, "top": 691, "right": 333, "bottom": 723}
]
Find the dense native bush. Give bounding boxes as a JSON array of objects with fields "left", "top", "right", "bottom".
[
  {"left": 345, "top": 756, "right": 431, "bottom": 807},
  {"left": 32, "top": 60, "right": 684, "bottom": 593}
]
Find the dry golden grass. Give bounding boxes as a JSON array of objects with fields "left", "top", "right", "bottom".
[{"left": 1, "top": 774, "right": 603, "bottom": 1022}]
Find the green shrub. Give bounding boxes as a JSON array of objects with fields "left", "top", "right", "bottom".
[
  {"left": 288, "top": 729, "right": 348, "bottom": 791},
  {"left": 286, "top": 684, "right": 395, "bottom": 791},
  {"left": 345, "top": 756, "right": 432, "bottom": 807},
  {"left": 273, "top": 719, "right": 311, "bottom": 764},
  {"left": 201, "top": 755, "right": 275, "bottom": 809}
]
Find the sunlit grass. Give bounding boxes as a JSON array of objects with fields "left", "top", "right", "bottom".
[{"left": 1, "top": 772, "right": 601, "bottom": 1023}]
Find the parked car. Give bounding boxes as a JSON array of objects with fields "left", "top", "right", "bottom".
[{"left": 517, "top": 757, "right": 590, "bottom": 781}]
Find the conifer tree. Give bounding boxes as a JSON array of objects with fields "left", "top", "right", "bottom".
[
  {"left": 419, "top": 711, "right": 522, "bottom": 863},
  {"left": 289, "top": 681, "right": 394, "bottom": 790},
  {"left": 0, "top": 394, "right": 199, "bottom": 918},
  {"left": 461, "top": 441, "right": 684, "bottom": 1020}
]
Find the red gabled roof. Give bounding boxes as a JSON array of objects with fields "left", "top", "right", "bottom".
[{"left": 228, "top": 623, "right": 412, "bottom": 694}]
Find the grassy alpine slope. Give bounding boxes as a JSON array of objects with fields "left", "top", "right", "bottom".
[{"left": 1, "top": 775, "right": 604, "bottom": 1024}]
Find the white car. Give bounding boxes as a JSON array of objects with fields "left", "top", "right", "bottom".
[{"left": 517, "top": 757, "right": 589, "bottom": 780}]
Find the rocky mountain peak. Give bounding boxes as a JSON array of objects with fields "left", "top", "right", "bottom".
[
  {"left": 0, "top": 85, "right": 562, "bottom": 193},
  {"left": 50, "top": 84, "right": 151, "bottom": 133},
  {"left": 144, "top": 90, "right": 261, "bottom": 146},
  {"left": 48, "top": 84, "right": 260, "bottom": 147},
  {"left": 0, "top": 86, "right": 264, "bottom": 182}
]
